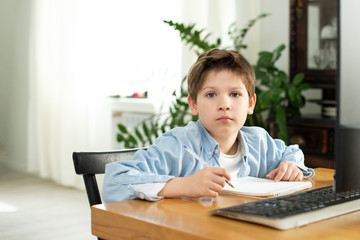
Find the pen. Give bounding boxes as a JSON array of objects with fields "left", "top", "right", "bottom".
[{"left": 183, "top": 145, "right": 235, "bottom": 188}]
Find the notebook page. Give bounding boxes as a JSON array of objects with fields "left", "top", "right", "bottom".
[{"left": 221, "top": 177, "right": 312, "bottom": 198}]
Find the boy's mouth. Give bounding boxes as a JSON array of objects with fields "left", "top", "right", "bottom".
[{"left": 217, "top": 116, "right": 232, "bottom": 122}]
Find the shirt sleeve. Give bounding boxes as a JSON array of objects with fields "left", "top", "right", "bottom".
[
  {"left": 102, "top": 151, "right": 175, "bottom": 203},
  {"left": 130, "top": 182, "right": 167, "bottom": 201},
  {"left": 270, "top": 135, "right": 315, "bottom": 179},
  {"left": 297, "top": 165, "right": 315, "bottom": 179},
  {"left": 102, "top": 127, "right": 202, "bottom": 203}
]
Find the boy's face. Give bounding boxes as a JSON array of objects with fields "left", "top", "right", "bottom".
[{"left": 188, "top": 69, "right": 256, "bottom": 141}]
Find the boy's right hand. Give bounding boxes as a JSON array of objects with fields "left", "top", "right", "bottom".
[{"left": 158, "top": 167, "right": 231, "bottom": 199}]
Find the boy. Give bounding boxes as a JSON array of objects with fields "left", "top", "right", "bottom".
[{"left": 103, "top": 49, "right": 314, "bottom": 203}]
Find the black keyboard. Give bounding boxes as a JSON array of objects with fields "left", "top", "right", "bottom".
[{"left": 210, "top": 186, "right": 360, "bottom": 229}]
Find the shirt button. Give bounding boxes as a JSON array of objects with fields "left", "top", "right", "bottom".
[
  {"left": 138, "top": 193, "right": 145, "bottom": 199},
  {"left": 208, "top": 152, "right": 212, "bottom": 156},
  {"left": 214, "top": 149, "right": 219, "bottom": 154}
]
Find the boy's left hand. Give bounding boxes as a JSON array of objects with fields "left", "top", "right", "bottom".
[{"left": 268, "top": 161, "right": 303, "bottom": 182}]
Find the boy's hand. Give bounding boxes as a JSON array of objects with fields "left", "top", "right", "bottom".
[
  {"left": 158, "top": 167, "right": 231, "bottom": 199},
  {"left": 268, "top": 161, "right": 303, "bottom": 182}
]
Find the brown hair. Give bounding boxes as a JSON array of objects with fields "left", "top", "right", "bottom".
[{"left": 187, "top": 49, "right": 256, "bottom": 103}]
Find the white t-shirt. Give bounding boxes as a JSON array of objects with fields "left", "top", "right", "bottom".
[{"left": 219, "top": 143, "right": 242, "bottom": 180}]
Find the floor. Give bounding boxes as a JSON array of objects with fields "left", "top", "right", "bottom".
[{"left": 0, "top": 164, "right": 96, "bottom": 240}]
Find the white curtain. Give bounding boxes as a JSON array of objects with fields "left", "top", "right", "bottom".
[
  {"left": 26, "top": 0, "right": 264, "bottom": 188},
  {"left": 27, "top": 0, "right": 182, "bottom": 188}
]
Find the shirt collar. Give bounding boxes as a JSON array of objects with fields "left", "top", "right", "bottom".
[
  {"left": 196, "top": 121, "right": 248, "bottom": 162},
  {"left": 239, "top": 128, "right": 249, "bottom": 163},
  {"left": 195, "top": 121, "right": 219, "bottom": 160}
]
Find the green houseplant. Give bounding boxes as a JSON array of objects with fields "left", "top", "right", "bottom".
[{"left": 117, "top": 14, "right": 310, "bottom": 148}]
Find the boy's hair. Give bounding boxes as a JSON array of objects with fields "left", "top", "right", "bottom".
[{"left": 187, "top": 49, "right": 256, "bottom": 103}]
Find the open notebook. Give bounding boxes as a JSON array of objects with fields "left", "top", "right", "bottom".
[{"left": 221, "top": 177, "right": 312, "bottom": 198}]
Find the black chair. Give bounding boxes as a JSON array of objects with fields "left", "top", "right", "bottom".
[
  {"left": 72, "top": 148, "right": 146, "bottom": 240},
  {"left": 72, "top": 148, "right": 145, "bottom": 207}
]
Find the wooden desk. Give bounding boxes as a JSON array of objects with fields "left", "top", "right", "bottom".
[{"left": 92, "top": 168, "right": 360, "bottom": 239}]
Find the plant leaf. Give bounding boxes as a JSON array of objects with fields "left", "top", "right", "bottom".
[
  {"left": 258, "top": 91, "right": 271, "bottom": 109},
  {"left": 116, "top": 134, "right": 124, "bottom": 142},
  {"left": 135, "top": 129, "right": 145, "bottom": 145},
  {"left": 298, "top": 83, "right": 311, "bottom": 91},
  {"left": 292, "top": 73, "right": 305, "bottom": 86},
  {"left": 117, "top": 124, "right": 128, "bottom": 134},
  {"left": 272, "top": 44, "right": 285, "bottom": 63},
  {"left": 275, "top": 106, "right": 288, "bottom": 144},
  {"left": 257, "top": 51, "right": 273, "bottom": 68},
  {"left": 129, "top": 135, "right": 137, "bottom": 146}
]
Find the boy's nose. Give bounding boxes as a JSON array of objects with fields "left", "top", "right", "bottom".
[{"left": 218, "top": 97, "right": 231, "bottom": 111}]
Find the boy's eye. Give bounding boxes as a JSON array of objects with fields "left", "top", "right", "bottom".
[
  {"left": 206, "top": 92, "right": 216, "bottom": 98},
  {"left": 230, "top": 92, "right": 241, "bottom": 97}
]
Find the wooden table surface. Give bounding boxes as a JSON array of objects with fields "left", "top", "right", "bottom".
[{"left": 92, "top": 168, "right": 360, "bottom": 240}]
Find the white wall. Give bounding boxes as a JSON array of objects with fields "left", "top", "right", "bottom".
[
  {"left": 0, "top": 0, "right": 31, "bottom": 169},
  {"left": 258, "top": 0, "right": 289, "bottom": 71}
]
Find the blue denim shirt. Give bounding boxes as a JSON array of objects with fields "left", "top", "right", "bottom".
[{"left": 103, "top": 121, "right": 312, "bottom": 203}]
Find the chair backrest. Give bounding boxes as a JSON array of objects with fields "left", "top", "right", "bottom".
[{"left": 72, "top": 148, "right": 145, "bottom": 207}]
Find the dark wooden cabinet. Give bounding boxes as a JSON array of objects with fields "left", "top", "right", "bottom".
[
  {"left": 287, "top": 115, "right": 335, "bottom": 168},
  {"left": 289, "top": 0, "right": 338, "bottom": 168},
  {"left": 290, "top": 0, "right": 338, "bottom": 86}
]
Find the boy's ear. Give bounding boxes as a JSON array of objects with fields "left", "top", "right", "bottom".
[
  {"left": 187, "top": 95, "right": 199, "bottom": 116},
  {"left": 247, "top": 94, "right": 257, "bottom": 115}
]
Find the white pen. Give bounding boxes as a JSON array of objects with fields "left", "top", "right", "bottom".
[{"left": 183, "top": 145, "right": 234, "bottom": 188}]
